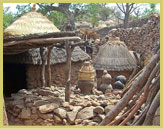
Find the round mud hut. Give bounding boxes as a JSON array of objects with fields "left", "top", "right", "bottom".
[
  {"left": 93, "top": 37, "right": 137, "bottom": 86},
  {"left": 3, "top": 9, "right": 90, "bottom": 97}
]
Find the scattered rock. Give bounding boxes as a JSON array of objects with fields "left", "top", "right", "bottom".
[
  {"left": 38, "top": 112, "right": 53, "bottom": 120},
  {"left": 33, "top": 100, "right": 50, "bottom": 107},
  {"left": 92, "top": 101, "right": 100, "bottom": 106},
  {"left": 53, "top": 108, "right": 67, "bottom": 119},
  {"left": 93, "top": 116, "right": 102, "bottom": 123},
  {"left": 77, "top": 106, "right": 95, "bottom": 119},
  {"left": 39, "top": 103, "right": 59, "bottom": 113},
  {"left": 36, "top": 89, "right": 59, "bottom": 97},
  {"left": 53, "top": 115, "right": 62, "bottom": 124},
  {"left": 88, "top": 121, "right": 98, "bottom": 125},
  {"left": 93, "top": 106, "right": 104, "bottom": 114},
  {"left": 104, "top": 104, "right": 115, "bottom": 114},
  {"left": 75, "top": 119, "right": 82, "bottom": 125},
  {"left": 94, "top": 90, "right": 103, "bottom": 95}
]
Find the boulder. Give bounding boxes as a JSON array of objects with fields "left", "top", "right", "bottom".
[
  {"left": 39, "top": 103, "right": 59, "bottom": 113},
  {"left": 53, "top": 108, "right": 67, "bottom": 119},
  {"left": 53, "top": 115, "right": 62, "bottom": 124},
  {"left": 77, "top": 106, "right": 95, "bottom": 119},
  {"left": 33, "top": 100, "right": 50, "bottom": 107},
  {"left": 38, "top": 112, "right": 53, "bottom": 120},
  {"left": 67, "top": 106, "right": 82, "bottom": 124}
]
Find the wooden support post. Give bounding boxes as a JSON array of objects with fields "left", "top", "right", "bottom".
[
  {"left": 65, "top": 41, "right": 72, "bottom": 102},
  {"left": 47, "top": 46, "right": 53, "bottom": 87},
  {"left": 40, "top": 47, "right": 48, "bottom": 87}
]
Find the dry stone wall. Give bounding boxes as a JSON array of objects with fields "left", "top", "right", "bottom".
[{"left": 5, "top": 87, "right": 121, "bottom": 126}]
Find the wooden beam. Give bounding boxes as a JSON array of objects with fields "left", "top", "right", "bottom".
[
  {"left": 65, "top": 41, "right": 72, "bottom": 102},
  {"left": 3, "top": 37, "right": 81, "bottom": 47},
  {"left": 4, "top": 31, "right": 76, "bottom": 42}
]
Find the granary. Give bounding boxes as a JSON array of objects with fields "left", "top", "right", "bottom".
[
  {"left": 3, "top": 8, "right": 90, "bottom": 97},
  {"left": 93, "top": 37, "right": 137, "bottom": 86}
]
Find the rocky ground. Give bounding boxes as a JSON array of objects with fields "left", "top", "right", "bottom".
[{"left": 5, "top": 85, "right": 123, "bottom": 126}]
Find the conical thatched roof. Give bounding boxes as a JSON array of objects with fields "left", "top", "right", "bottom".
[
  {"left": 4, "top": 11, "right": 60, "bottom": 37},
  {"left": 4, "top": 46, "right": 90, "bottom": 65},
  {"left": 93, "top": 38, "right": 137, "bottom": 71}
]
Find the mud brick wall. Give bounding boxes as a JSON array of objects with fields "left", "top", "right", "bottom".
[{"left": 26, "top": 62, "right": 83, "bottom": 89}]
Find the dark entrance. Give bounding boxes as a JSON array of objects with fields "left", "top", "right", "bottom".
[{"left": 3, "top": 63, "right": 27, "bottom": 97}]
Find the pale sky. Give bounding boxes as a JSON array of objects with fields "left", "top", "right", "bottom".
[{"left": 3, "top": 3, "right": 160, "bottom": 14}]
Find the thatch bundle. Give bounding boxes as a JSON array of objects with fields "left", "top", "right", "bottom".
[
  {"left": 93, "top": 38, "right": 137, "bottom": 71},
  {"left": 4, "top": 11, "right": 60, "bottom": 37}
]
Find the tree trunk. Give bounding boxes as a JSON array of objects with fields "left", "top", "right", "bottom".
[
  {"left": 65, "top": 41, "right": 72, "bottom": 102},
  {"left": 100, "top": 51, "right": 160, "bottom": 125},
  {"left": 47, "top": 46, "right": 53, "bottom": 87},
  {"left": 124, "top": 13, "right": 129, "bottom": 29},
  {"left": 40, "top": 47, "right": 48, "bottom": 87}
]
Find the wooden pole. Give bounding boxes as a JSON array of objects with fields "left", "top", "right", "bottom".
[
  {"left": 65, "top": 41, "right": 72, "bottom": 102},
  {"left": 40, "top": 47, "right": 48, "bottom": 87},
  {"left": 47, "top": 46, "right": 53, "bottom": 87}
]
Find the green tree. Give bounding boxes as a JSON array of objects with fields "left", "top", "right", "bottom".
[
  {"left": 15, "top": 4, "right": 31, "bottom": 18},
  {"left": 3, "top": 7, "right": 15, "bottom": 28},
  {"left": 142, "top": 3, "right": 159, "bottom": 17}
]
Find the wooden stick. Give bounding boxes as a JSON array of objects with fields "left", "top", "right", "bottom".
[
  {"left": 108, "top": 105, "right": 136, "bottom": 125},
  {"left": 119, "top": 61, "right": 160, "bottom": 125},
  {"left": 65, "top": 41, "right": 72, "bottom": 102},
  {"left": 121, "top": 69, "right": 143, "bottom": 97},
  {"left": 132, "top": 104, "right": 150, "bottom": 125},
  {"left": 100, "top": 51, "right": 159, "bottom": 125},
  {"left": 119, "top": 94, "right": 146, "bottom": 125},
  {"left": 4, "top": 37, "right": 81, "bottom": 47},
  {"left": 143, "top": 90, "right": 160, "bottom": 125}
]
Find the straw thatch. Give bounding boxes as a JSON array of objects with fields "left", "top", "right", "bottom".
[
  {"left": 4, "top": 46, "right": 90, "bottom": 65},
  {"left": 4, "top": 11, "right": 60, "bottom": 37},
  {"left": 93, "top": 40, "right": 137, "bottom": 71}
]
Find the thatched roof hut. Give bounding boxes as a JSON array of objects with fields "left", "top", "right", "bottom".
[
  {"left": 93, "top": 37, "right": 137, "bottom": 86},
  {"left": 3, "top": 9, "right": 89, "bottom": 96},
  {"left": 4, "top": 11, "right": 60, "bottom": 37},
  {"left": 94, "top": 38, "right": 136, "bottom": 71},
  {"left": 4, "top": 46, "right": 90, "bottom": 65}
]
